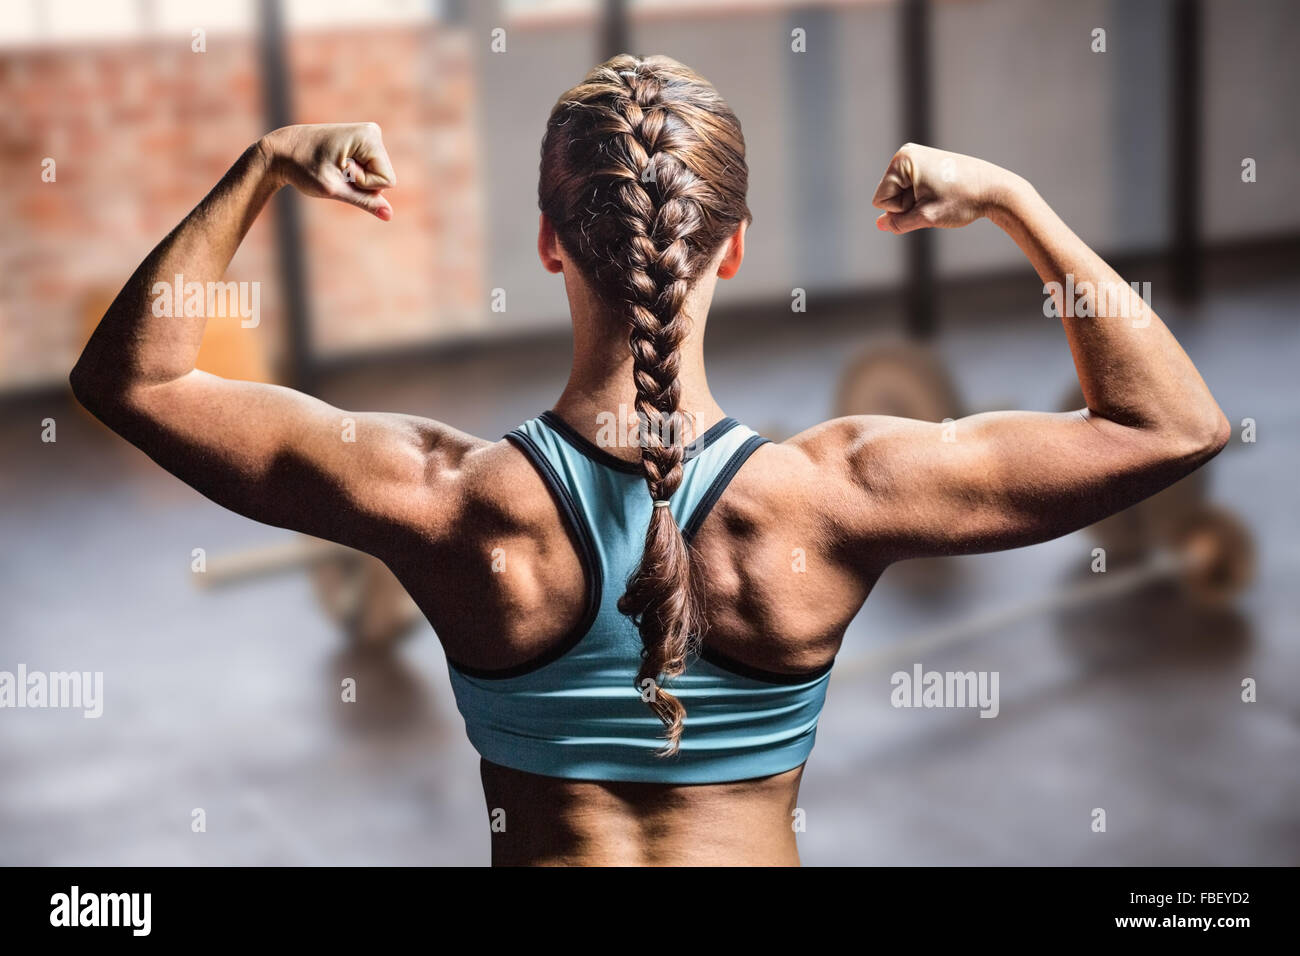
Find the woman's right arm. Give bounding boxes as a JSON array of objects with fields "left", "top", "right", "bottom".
[
  {"left": 70, "top": 124, "right": 484, "bottom": 555},
  {"left": 796, "top": 144, "right": 1229, "bottom": 564}
]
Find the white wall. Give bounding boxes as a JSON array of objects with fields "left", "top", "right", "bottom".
[{"left": 467, "top": 0, "right": 1300, "bottom": 328}]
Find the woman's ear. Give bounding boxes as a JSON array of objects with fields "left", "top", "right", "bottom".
[
  {"left": 538, "top": 213, "right": 564, "bottom": 274},
  {"left": 716, "top": 220, "right": 746, "bottom": 279}
]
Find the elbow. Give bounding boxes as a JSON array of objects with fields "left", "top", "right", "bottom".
[
  {"left": 68, "top": 361, "right": 94, "bottom": 413},
  {"left": 68, "top": 360, "right": 108, "bottom": 418},
  {"left": 1169, "top": 405, "right": 1231, "bottom": 470},
  {"left": 1208, "top": 408, "right": 1233, "bottom": 458},
  {"left": 1198, "top": 404, "right": 1232, "bottom": 462},
  {"left": 69, "top": 360, "right": 133, "bottom": 426},
  {"left": 68, "top": 361, "right": 91, "bottom": 406}
]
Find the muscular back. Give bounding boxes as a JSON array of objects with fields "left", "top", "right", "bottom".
[{"left": 390, "top": 424, "right": 872, "bottom": 680}]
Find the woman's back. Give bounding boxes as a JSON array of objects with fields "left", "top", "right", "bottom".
[
  {"left": 397, "top": 411, "right": 870, "bottom": 865},
  {"left": 420, "top": 417, "right": 857, "bottom": 680}
]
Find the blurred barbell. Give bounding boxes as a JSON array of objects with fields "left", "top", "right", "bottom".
[
  {"left": 834, "top": 338, "right": 966, "bottom": 423},
  {"left": 196, "top": 537, "right": 422, "bottom": 649},
  {"left": 835, "top": 502, "right": 1254, "bottom": 680}
]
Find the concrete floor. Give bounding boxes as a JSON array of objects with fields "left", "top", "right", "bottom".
[{"left": 1, "top": 266, "right": 1297, "bottom": 865}]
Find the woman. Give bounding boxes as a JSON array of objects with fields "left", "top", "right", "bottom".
[{"left": 71, "top": 55, "right": 1229, "bottom": 866}]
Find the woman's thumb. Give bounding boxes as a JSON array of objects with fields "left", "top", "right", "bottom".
[
  {"left": 876, "top": 207, "right": 928, "bottom": 234},
  {"left": 342, "top": 185, "right": 393, "bottom": 221}
]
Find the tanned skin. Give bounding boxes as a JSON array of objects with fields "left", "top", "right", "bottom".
[{"left": 71, "top": 127, "right": 1229, "bottom": 866}]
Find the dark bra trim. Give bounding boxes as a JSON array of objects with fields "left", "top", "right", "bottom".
[
  {"left": 445, "top": 429, "right": 603, "bottom": 680},
  {"left": 681, "top": 434, "right": 770, "bottom": 542},
  {"left": 682, "top": 434, "right": 837, "bottom": 685},
  {"left": 538, "top": 409, "right": 741, "bottom": 475},
  {"left": 698, "top": 645, "right": 835, "bottom": 686}
]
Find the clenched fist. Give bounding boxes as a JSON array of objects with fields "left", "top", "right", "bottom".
[
  {"left": 259, "top": 122, "right": 397, "bottom": 221},
  {"left": 871, "top": 143, "right": 1019, "bottom": 234}
]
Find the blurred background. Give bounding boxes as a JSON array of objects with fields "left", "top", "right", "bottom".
[{"left": 1, "top": 0, "right": 1297, "bottom": 865}]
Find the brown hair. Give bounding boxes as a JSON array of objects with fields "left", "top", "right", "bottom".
[{"left": 538, "top": 55, "right": 751, "bottom": 753}]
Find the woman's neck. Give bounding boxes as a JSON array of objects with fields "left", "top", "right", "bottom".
[{"left": 552, "top": 326, "right": 726, "bottom": 453}]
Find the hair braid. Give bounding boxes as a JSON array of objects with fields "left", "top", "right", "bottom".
[{"left": 539, "top": 55, "right": 751, "bottom": 754}]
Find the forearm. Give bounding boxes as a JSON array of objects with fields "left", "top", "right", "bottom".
[
  {"left": 988, "top": 178, "right": 1227, "bottom": 445},
  {"left": 71, "top": 139, "right": 280, "bottom": 401}
]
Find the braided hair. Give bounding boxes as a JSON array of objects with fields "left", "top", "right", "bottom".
[{"left": 539, "top": 55, "right": 751, "bottom": 754}]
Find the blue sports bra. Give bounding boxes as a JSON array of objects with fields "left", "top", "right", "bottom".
[{"left": 445, "top": 411, "right": 833, "bottom": 784}]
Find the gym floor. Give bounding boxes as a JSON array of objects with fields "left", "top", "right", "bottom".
[{"left": 1, "top": 255, "right": 1296, "bottom": 866}]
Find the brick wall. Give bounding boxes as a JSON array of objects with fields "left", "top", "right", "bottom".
[
  {"left": 0, "top": 25, "right": 483, "bottom": 392},
  {"left": 287, "top": 26, "right": 484, "bottom": 358}
]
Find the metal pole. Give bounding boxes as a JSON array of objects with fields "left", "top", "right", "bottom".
[
  {"left": 901, "top": 0, "right": 935, "bottom": 340},
  {"left": 1170, "top": 0, "right": 1203, "bottom": 303},
  {"left": 258, "top": 0, "right": 315, "bottom": 393},
  {"left": 601, "top": 0, "right": 629, "bottom": 61}
]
